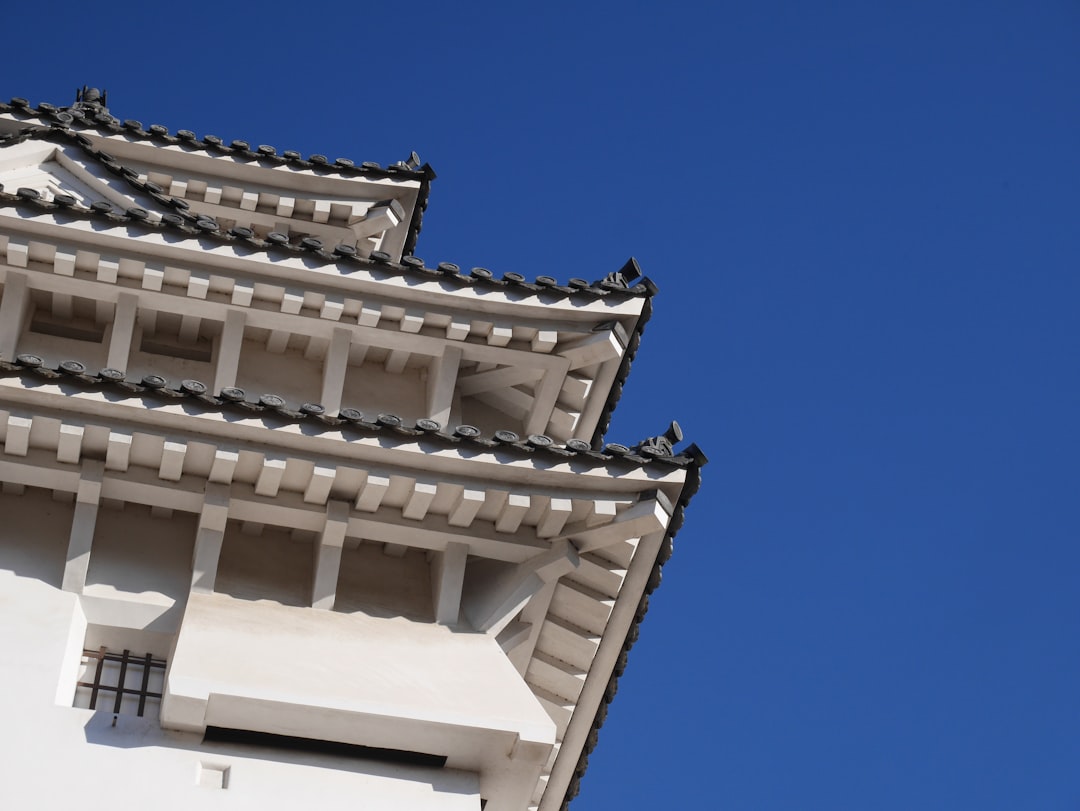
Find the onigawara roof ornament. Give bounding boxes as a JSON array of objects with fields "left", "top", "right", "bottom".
[
  {"left": 635, "top": 421, "right": 685, "bottom": 457},
  {"left": 72, "top": 85, "right": 108, "bottom": 114}
]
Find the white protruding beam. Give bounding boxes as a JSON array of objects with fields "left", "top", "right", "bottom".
[
  {"left": 5, "top": 239, "right": 28, "bottom": 267},
  {"left": 142, "top": 266, "right": 164, "bottom": 291},
  {"left": 191, "top": 483, "right": 230, "bottom": 594},
  {"left": 97, "top": 257, "right": 118, "bottom": 284},
  {"left": 159, "top": 442, "right": 187, "bottom": 482},
  {"left": 62, "top": 461, "right": 104, "bottom": 594},
  {"left": 532, "top": 330, "right": 558, "bottom": 353},
  {"left": 105, "top": 431, "right": 132, "bottom": 471},
  {"left": 106, "top": 292, "right": 138, "bottom": 372},
  {"left": 319, "top": 327, "right": 351, "bottom": 415},
  {"left": 178, "top": 314, "right": 201, "bottom": 344},
  {"left": 559, "top": 373, "right": 593, "bottom": 408},
  {"left": 495, "top": 493, "right": 531, "bottom": 533},
  {"left": 304, "top": 466, "right": 336, "bottom": 505},
  {"left": 208, "top": 450, "right": 239, "bottom": 484},
  {"left": 0, "top": 271, "right": 29, "bottom": 361},
  {"left": 498, "top": 619, "right": 534, "bottom": 657},
  {"left": 462, "top": 540, "right": 580, "bottom": 634},
  {"left": 385, "top": 348, "right": 409, "bottom": 374},
  {"left": 488, "top": 325, "right": 513, "bottom": 347},
  {"left": 458, "top": 366, "right": 543, "bottom": 397},
  {"left": 4, "top": 416, "right": 31, "bottom": 457},
  {"left": 557, "top": 494, "right": 672, "bottom": 553},
  {"left": 312, "top": 199, "right": 332, "bottom": 224},
  {"left": 537, "top": 498, "right": 573, "bottom": 539},
  {"left": 303, "top": 334, "right": 326, "bottom": 362},
  {"left": 320, "top": 297, "right": 345, "bottom": 321},
  {"left": 53, "top": 249, "right": 76, "bottom": 276},
  {"left": 94, "top": 299, "right": 112, "bottom": 327},
  {"left": 255, "top": 458, "right": 287, "bottom": 497},
  {"left": 52, "top": 293, "right": 73, "bottom": 321},
  {"left": 402, "top": 482, "right": 438, "bottom": 521},
  {"left": 358, "top": 304, "right": 381, "bottom": 327},
  {"left": 56, "top": 425, "right": 84, "bottom": 465},
  {"left": 212, "top": 309, "right": 245, "bottom": 394},
  {"left": 446, "top": 317, "right": 470, "bottom": 341},
  {"left": 266, "top": 329, "right": 290, "bottom": 354},
  {"left": 586, "top": 499, "right": 620, "bottom": 527},
  {"left": 231, "top": 283, "right": 253, "bottom": 307},
  {"left": 400, "top": 309, "right": 424, "bottom": 334},
  {"left": 476, "top": 387, "right": 531, "bottom": 422},
  {"left": 525, "top": 364, "right": 570, "bottom": 437},
  {"left": 557, "top": 327, "right": 624, "bottom": 370},
  {"left": 426, "top": 346, "right": 462, "bottom": 427},
  {"left": 432, "top": 541, "right": 469, "bottom": 626},
  {"left": 507, "top": 580, "right": 557, "bottom": 674},
  {"left": 448, "top": 489, "right": 485, "bottom": 528},
  {"left": 281, "top": 293, "right": 304, "bottom": 315},
  {"left": 312, "top": 500, "right": 349, "bottom": 610},
  {"left": 355, "top": 474, "right": 390, "bottom": 512},
  {"left": 187, "top": 274, "right": 210, "bottom": 300}
]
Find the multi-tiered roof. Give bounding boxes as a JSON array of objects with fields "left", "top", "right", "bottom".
[{"left": 0, "top": 89, "right": 704, "bottom": 811}]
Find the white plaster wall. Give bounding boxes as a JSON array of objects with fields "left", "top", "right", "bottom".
[
  {"left": 164, "top": 592, "right": 555, "bottom": 809},
  {"left": 335, "top": 540, "right": 433, "bottom": 619},
  {"left": 18, "top": 322, "right": 108, "bottom": 369},
  {"left": 340, "top": 358, "right": 427, "bottom": 421},
  {"left": 126, "top": 342, "right": 215, "bottom": 387},
  {"left": 215, "top": 523, "right": 312, "bottom": 608},
  {"left": 235, "top": 337, "right": 323, "bottom": 405},
  {"left": 0, "top": 516, "right": 481, "bottom": 810}
]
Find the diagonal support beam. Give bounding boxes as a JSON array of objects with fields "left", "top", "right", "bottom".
[
  {"left": 555, "top": 493, "right": 672, "bottom": 553},
  {"left": 61, "top": 461, "right": 104, "bottom": 594},
  {"left": 312, "top": 500, "right": 350, "bottom": 610},
  {"left": 557, "top": 325, "right": 625, "bottom": 371},
  {"left": 426, "top": 346, "right": 462, "bottom": 426},
  {"left": 320, "top": 327, "right": 352, "bottom": 415},
  {"left": 0, "top": 271, "right": 30, "bottom": 362},
  {"left": 462, "top": 540, "right": 580, "bottom": 635},
  {"left": 458, "top": 366, "right": 543, "bottom": 397},
  {"left": 191, "top": 483, "right": 230, "bottom": 594},
  {"left": 431, "top": 541, "right": 469, "bottom": 626},
  {"left": 106, "top": 292, "right": 138, "bottom": 372}
]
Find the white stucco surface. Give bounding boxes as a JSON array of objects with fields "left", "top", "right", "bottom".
[{"left": 0, "top": 569, "right": 482, "bottom": 810}]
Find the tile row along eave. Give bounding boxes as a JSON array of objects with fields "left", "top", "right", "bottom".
[
  {"left": 0, "top": 360, "right": 706, "bottom": 475},
  {"left": 0, "top": 115, "right": 657, "bottom": 304}
]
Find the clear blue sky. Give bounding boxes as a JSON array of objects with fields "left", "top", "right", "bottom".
[{"left": 6, "top": 2, "right": 1080, "bottom": 808}]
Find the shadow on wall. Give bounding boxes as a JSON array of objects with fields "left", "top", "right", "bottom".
[{"left": 81, "top": 710, "right": 465, "bottom": 793}]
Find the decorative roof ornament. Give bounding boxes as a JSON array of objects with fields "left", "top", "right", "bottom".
[
  {"left": 71, "top": 85, "right": 109, "bottom": 115},
  {"left": 635, "top": 421, "right": 684, "bottom": 457},
  {"left": 599, "top": 257, "right": 643, "bottom": 290}
]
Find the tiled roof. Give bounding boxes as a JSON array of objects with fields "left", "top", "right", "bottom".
[
  {"left": 0, "top": 124, "right": 655, "bottom": 304},
  {"left": 0, "top": 96, "right": 434, "bottom": 182},
  {"left": 0, "top": 354, "right": 704, "bottom": 472},
  {"left": 560, "top": 457, "right": 703, "bottom": 810},
  {"left": 0, "top": 90, "right": 705, "bottom": 811},
  {"left": 1, "top": 93, "right": 437, "bottom": 258}
]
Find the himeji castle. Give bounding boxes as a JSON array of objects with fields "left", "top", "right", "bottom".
[{"left": 0, "top": 87, "right": 704, "bottom": 811}]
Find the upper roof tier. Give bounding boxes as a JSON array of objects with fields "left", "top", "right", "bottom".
[{"left": 0, "top": 92, "right": 659, "bottom": 445}]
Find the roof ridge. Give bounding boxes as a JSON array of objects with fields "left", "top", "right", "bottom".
[{"left": 1, "top": 95, "right": 435, "bottom": 182}]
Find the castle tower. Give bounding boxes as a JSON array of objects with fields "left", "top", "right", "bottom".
[{"left": 0, "top": 89, "right": 704, "bottom": 810}]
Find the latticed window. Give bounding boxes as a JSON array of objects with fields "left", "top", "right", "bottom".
[{"left": 74, "top": 648, "right": 166, "bottom": 718}]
